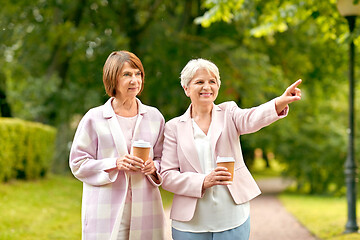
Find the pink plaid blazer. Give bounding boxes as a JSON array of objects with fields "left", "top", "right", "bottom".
[
  {"left": 160, "top": 99, "right": 288, "bottom": 221},
  {"left": 69, "top": 98, "right": 166, "bottom": 240}
]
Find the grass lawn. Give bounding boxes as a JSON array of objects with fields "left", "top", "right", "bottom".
[
  {"left": 0, "top": 174, "right": 174, "bottom": 240},
  {"left": 160, "top": 187, "right": 174, "bottom": 209},
  {"left": 3, "top": 158, "right": 360, "bottom": 240},
  {"left": 0, "top": 175, "right": 83, "bottom": 240},
  {"left": 279, "top": 193, "right": 360, "bottom": 240}
]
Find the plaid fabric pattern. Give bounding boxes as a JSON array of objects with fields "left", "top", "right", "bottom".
[
  {"left": 70, "top": 98, "right": 166, "bottom": 240},
  {"left": 129, "top": 173, "right": 166, "bottom": 239}
]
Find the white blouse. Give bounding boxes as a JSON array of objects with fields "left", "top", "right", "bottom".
[{"left": 172, "top": 119, "right": 250, "bottom": 232}]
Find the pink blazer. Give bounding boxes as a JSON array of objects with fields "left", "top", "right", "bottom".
[
  {"left": 160, "top": 99, "right": 288, "bottom": 221},
  {"left": 69, "top": 98, "right": 166, "bottom": 240}
]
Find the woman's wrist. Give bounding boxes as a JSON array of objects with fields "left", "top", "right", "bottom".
[{"left": 275, "top": 97, "right": 287, "bottom": 115}]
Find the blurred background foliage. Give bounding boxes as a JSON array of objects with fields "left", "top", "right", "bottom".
[{"left": 0, "top": 0, "right": 359, "bottom": 194}]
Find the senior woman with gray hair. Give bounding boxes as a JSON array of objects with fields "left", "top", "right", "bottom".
[{"left": 160, "top": 58, "right": 301, "bottom": 240}]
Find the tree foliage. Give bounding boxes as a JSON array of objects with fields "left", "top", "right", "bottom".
[
  {"left": 1, "top": 0, "right": 359, "bottom": 194},
  {"left": 196, "top": 0, "right": 360, "bottom": 194}
]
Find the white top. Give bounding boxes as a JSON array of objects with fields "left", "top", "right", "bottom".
[{"left": 172, "top": 119, "right": 250, "bottom": 232}]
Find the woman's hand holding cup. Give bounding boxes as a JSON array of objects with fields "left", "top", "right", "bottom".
[
  {"left": 202, "top": 156, "right": 235, "bottom": 193},
  {"left": 132, "top": 140, "right": 156, "bottom": 175},
  {"left": 202, "top": 167, "right": 232, "bottom": 191},
  {"left": 116, "top": 154, "right": 145, "bottom": 172},
  {"left": 141, "top": 158, "right": 157, "bottom": 175}
]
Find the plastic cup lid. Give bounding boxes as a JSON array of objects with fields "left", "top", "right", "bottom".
[
  {"left": 133, "top": 140, "right": 151, "bottom": 148},
  {"left": 216, "top": 156, "right": 235, "bottom": 163}
]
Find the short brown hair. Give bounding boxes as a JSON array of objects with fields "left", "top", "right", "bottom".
[{"left": 102, "top": 51, "right": 145, "bottom": 97}]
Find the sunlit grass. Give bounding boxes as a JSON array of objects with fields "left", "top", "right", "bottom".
[
  {"left": 250, "top": 157, "right": 286, "bottom": 179},
  {"left": 160, "top": 187, "right": 174, "bottom": 208},
  {"left": 0, "top": 175, "right": 82, "bottom": 240},
  {"left": 3, "top": 163, "right": 360, "bottom": 240},
  {"left": 280, "top": 193, "right": 360, "bottom": 240},
  {"left": 0, "top": 174, "right": 173, "bottom": 240}
]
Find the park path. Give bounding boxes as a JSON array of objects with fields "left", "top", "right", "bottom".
[
  {"left": 164, "top": 177, "right": 319, "bottom": 240},
  {"left": 250, "top": 177, "right": 319, "bottom": 240}
]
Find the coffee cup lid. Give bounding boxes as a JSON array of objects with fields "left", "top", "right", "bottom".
[
  {"left": 133, "top": 140, "right": 151, "bottom": 148},
  {"left": 216, "top": 156, "right": 235, "bottom": 163}
]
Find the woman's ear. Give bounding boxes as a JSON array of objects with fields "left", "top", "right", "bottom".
[{"left": 183, "top": 86, "right": 190, "bottom": 97}]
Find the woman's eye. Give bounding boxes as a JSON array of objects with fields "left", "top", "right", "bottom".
[
  {"left": 136, "top": 72, "right": 141, "bottom": 76},
  {"left": 123, "top": 73, "right": 130, "bottom": 76}
]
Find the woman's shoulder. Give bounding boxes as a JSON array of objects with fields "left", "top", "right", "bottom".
[
  {"left": 166, "top": 115, "right": 181, "bottom": 124},
  {"left": 142, "top": 104, "right": 161, "bottom": 114},
  {"left": 164, "top": 114, "right": 187, "bottom": 132},
  {"left": 77, "top": 102, "right": 111, "bottom": 127},
  {"left": 84, "top": 104, "right": 106, "bottom": 118},
  {"left": 217, "top": 101, "right": 238, "bottom": 110},
  {"left": 73, "top": 104, "right": 106, "bottom": 132},
  {"left": 163, "top": 117, "right": 181, "bottom": 134},
  {"left": 141, "top": 103, "right": 164, "bottom": 118}
]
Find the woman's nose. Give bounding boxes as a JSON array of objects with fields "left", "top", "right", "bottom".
[
  {"left": 130, "top": 75, "right": 137, "bottom": 83},
  {"left": 203, "top": 82, "right": 210, "bottom": 89}
]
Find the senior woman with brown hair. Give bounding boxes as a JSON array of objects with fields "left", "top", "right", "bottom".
[
  {"left": 160, "top": 58, "right": 301, "bottom": 240},
  {"left": 69, "top": 51, "right": 166, "bottom": 240}
]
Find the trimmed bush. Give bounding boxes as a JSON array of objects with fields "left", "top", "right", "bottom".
[{"left": 0, "top": 117, "right": 56, "bottom": 182}]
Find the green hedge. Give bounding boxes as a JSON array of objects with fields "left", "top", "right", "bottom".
[{"left": 0, "top": 118, "right": 57, "bottom": 182}]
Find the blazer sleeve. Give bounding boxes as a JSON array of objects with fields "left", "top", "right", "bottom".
[
  {"left": 69, "top": 111, "right": 118, "bottom": 186},
  {"left": 160, "top": 121, "right": 205, "bottom": 198},
  {"left": 227, "top": 98, "right": 288, "bottom": 136}
]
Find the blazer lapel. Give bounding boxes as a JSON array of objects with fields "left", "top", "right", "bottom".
[
  {"left": 178, "top": 105, "right": 203, "bottom": 173},
  {"left": 131, "top": 99, "right": 153, "bottom": 157},
  {"left": 210, "top": 104, "right": 224, "bottom": 155},
  {"left": 103, "top": 98, "right": 128, "bottom": 156}
]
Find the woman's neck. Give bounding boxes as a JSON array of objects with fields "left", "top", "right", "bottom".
[
  {"left": 191, "top": 103, "right": 213, "bottom": 135},
  {"left": 112, "top": 97, "right": 138, "bottom": 117}
]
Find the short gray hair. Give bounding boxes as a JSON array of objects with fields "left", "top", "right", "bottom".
[{"left": 180, "top": 58, "right": 221, "bottom": 88}]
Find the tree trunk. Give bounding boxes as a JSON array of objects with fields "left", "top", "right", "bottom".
[
  {"left": 0, "top": 89, "right": 12, "bottom": 117},
  {"left": 0, "top": 73, "right": 12, "bottom": 117}
]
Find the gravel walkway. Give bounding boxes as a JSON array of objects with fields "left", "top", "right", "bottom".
[
  {"left": 250, "top": 178, "right": 319, "bottom": 240},
  {"left": 164, "top": 177, "right": 318, "bottom": 240}
]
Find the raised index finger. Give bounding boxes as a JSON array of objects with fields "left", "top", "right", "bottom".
[{"left": 288, "top": 79, "right": 302, "bottom": 90}]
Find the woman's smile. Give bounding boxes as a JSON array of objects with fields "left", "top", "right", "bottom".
[
  {"left": 199, "top": 92, "right": 213, "bottom": 97},
  {"left": 184, "top": 68, "right": 219, "bottom": 105}
]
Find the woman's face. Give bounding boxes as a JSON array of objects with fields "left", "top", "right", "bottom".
[
  {"left": 115, "top": 62, "right": 142, "bottom": 99},
  {"left": 184, "top": 68, "right": 219, "bottom": 106}
]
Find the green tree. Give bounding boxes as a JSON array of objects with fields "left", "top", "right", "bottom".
[
  {"left": 1, "top": 0, "right": 358, "bottom": 194},
  {"left": 195, "top": 0, "right": 359, "bottom": 194}
]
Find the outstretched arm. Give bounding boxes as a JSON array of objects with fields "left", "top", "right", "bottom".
[{"left": 275, "top": 79, "right": 302, "bottom": 115}]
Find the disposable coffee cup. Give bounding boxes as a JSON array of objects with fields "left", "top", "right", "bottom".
[
  {"left": 132, "top": 140, "right": 151, "bottom": 167},
  {"left": 216, "top": 156, "right": 235, "bottom": 184}
]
